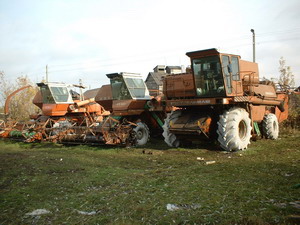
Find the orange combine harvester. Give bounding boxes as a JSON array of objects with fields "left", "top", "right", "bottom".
[
  {"left": 0, "top": 48, "right": 290, "bottom": 150},
  {"left": 0, "top": 82, "right": 137, "bottom": 146},
  {"left": 162, "top": 48, "right": 289, "bottom": 151}
]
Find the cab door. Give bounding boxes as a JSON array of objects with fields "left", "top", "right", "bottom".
[
  {"left": 230, "top": 56, "right": 243, "bottom": 96},
  {"left": 221, "top": 55, "right": 243, "bottom": 96},
  {"left": 221, "top": 55, "right": 232, "bottom": 96}
]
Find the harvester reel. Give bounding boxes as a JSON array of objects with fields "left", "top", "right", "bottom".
[
  {"left": 262, "top": 113, "right": 279, "bottom": 139},
  {"left": 217, "top": 107, "right": 252, "bottom": 151},
  {"left": 133, "top": 122, "right": 150, "bottom": 146},
  {"left": 162, "top": 110, "right": 182, "bottom": 147}
]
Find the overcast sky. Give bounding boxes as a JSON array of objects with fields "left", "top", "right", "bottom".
[{"left": 0, "top": 0, "right": 299, "bottom": 88}]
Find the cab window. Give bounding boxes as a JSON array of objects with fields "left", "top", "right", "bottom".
[
  {"left": 221, "top": 55, "right": 232, "bottom": 94},
  {"left": 231, "top": 56, "right": 240, "bottom": 81},
  {"left": 192, "top": 56, "right": 225, "bottom": 97}
]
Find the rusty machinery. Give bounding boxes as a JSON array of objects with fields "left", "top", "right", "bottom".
[
  {"left": 95, "top": 72, "right": 168, "bottom": 146},
  {"left": 0, "top": 82, "right": 137, "bottom": 146},
  {"left": 1, "top": 49, "right": 289, "bottom": 150},
  {"left": 0, "top": 73, "right": 167, "bottom": 147},
  {"left": 162, "top": 48, "right": 289, "bottom": 151}
]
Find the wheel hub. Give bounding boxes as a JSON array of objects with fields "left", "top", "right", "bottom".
[
  {"left": 238, "top": 120, "right": 247, "bottom": 140},
  {"left": 136, "top": 130, "right": 143, "bottom": 140}
]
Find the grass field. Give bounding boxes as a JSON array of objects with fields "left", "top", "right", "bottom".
[{"left": 0, "top": 131, "right": 299, "bottom": 225}]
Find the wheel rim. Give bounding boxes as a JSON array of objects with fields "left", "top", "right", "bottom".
[
  {"left": 136, "top": 130, "right": 143, "bottom": 140},
  {"left": 238, "top": 120, "right": 247, "bottom": 140}
]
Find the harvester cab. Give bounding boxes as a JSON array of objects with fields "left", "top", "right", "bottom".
[
  {"left": 33, "top": 82, "right": 102, "bottom": 117},
  {"left": 165, "top": 48, "right": 258, "bottom": 98},
  {"left": 100, "top": 72, "right": 151, "bottom": 115},
  {"left": 37, "top": 82, "right": 74, "bottom": 104},
  {"left": 107, "top": 72, "right": 151, "bottom": 101},
  {"left": 186, "top": 48, "right": 276, "bottom": 98}
]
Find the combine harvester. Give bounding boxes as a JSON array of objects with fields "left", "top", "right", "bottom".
[
  {"left": 0, "top": 72, "right": 167, "bottom": 146},
  {"left": 1, "top": 48, "right": 290, "bottom": 151},
  {"left": 0, "top": 82, "right": 137, "bottom": 146},
  {"left": 95, "top": 72, "right": 168, "bottom": 145},
  {"left": 162, "top": 48, "right": 289, "bottom": 151}
]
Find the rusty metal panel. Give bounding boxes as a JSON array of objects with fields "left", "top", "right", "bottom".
[
  {"left": 164, "top": 73, "right": 196, "bottom": 98},
  {"left": 32, "top": 90, "right": 43, "bottom": 109},
  {"left": 234, "top": 96, "right": 250, "bottom": 102},
  {"left": 42, "top": 104, "right": 69, "bottom": 116},
  {"left": 95, "top": 84, "right": 113, "bottom": 112},
  {"left": 112, "top": 99, "right": 146, "bottom": 114},
  {"left": 239, "top": 60, "right": 259, "bottom": 81},
  {"left": 249, "top": 84, "right": 277, "bottom": 99},
  {"left": 167, "top": 98, "right": 216, "bottom": 107},
  {"left": 251, "top": 105, "right": 267, "bottom": 122},
  {"left": 186, "top": 48, "right": 219, "bottom": 58},
  {"left": 275, "top": 93, "right": 289, "bottom": 122}
]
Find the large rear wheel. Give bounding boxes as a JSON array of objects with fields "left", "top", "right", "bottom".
[
  {"left": 162, "top": 110, "right": 181, "bottom": 147},
  {"left": 217, "top": 107, "right": 252, "bottom": 151}
]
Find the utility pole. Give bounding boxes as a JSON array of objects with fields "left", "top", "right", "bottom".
[
  {"left": 79, "top": 79, "right": 83, "bottom": 100},
  {"left": 46, "top": 65, "right": 49, "bottom": 83},
  {"left": 250, "top": 29, "right": 255, "bottom": 63}
]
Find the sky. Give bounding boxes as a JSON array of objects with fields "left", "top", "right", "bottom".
[{"left": 0, "top": 0, "right": 299, "bottom": 89}]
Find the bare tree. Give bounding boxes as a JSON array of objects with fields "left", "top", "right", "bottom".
[
  {"left": 278, "top": 57, "right": 295, "bottom": 91},
  {"left": 0, "top": 72, "right": 39, "bottom": 120},
  {"left": 0, "top": 71, "right": 14, "bottom": 107}
]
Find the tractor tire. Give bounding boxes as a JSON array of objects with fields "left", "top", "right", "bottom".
[
  {"left": 162, "top": 110, "right": 181, "bottom": 147},
  {"left": 217, "top": 107, "right": 252, "bottom": 151},
  {"left": 262, "top": 113, "right": 279, "bottom": 139},
  {"left": 133, "top": 122, "right": 150, "bottom": 146}
]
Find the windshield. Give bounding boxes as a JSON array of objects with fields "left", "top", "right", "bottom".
[
  {"left": 111, "top": 78, "right": 131, "bottom": 100},
  {"left": 111, "top": 77, "right": 148, "bottom": 100},
  {"left": 40, "top": 85, "right": 55, "bottom": 104},
  {"left": 49, "top": 86, "right": 70, "bottom": 102},
  {"left": 192, "top": 56, "right": 225, "bottom": 97},
  {"left": 124, "top": 78, "right": 147, "bottom": 98}
]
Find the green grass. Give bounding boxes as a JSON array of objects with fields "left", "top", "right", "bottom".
[{"left": 0, "top": 132, "right": 300, "bottom": 225}]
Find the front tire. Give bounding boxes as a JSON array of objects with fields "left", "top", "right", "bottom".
[
  {"left": 262, "top": 113, "right": 279, "bottom": 139},
  {"left": 133, "top": 122, "right": 150, "bottom": 146},
  {"left": 217, "top": 107, "right": 252, "bottom": 151},
  {"left": 162, "top": 110, "right": 182, "bottom": 147}
]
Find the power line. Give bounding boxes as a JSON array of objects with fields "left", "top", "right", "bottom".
[
  {"left": 15, "top": 27, "right": 300, "bottom": 79},
  {"left": 46, "top": 28, "right": 300, "bottom": 71},
  {"left": 46, "top": 38, "right": 299, "bottom": 74}
]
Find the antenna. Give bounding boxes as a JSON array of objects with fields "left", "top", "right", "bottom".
[
  {"left": 79, "top": 79, "right": 84, "bottom": 100},
  {"left": 46, "top": 65, "right": 49, "bottom": 82}
]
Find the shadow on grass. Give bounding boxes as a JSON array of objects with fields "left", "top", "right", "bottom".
[
  {"left": 1, "top": 137, "right": 223, "bottom": 152},
  {"left": 0, "top": 139, "right": 124, "bottom": 151},
  {"left": 138, "top": 138, "right": 223, "bottom": 152}
]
